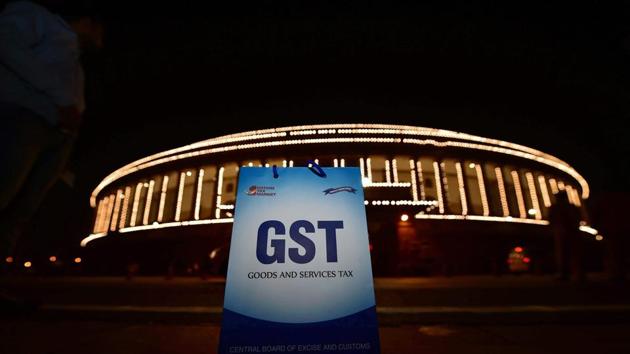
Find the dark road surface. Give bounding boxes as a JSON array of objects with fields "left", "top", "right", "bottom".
[{"left": 2, "top": 275, "right": 630, "bottom": 353}]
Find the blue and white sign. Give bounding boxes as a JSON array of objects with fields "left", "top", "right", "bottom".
[{"left": 219, "top": 167, "right": 380, "bottom": 354}]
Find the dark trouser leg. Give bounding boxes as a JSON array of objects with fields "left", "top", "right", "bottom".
[{"left": 0, "top": 105, "right": 74, "bottom": 255}]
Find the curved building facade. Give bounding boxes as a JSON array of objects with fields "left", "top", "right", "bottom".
[{"left": 82, "top": 124, "right": 598, "bottom": 275}]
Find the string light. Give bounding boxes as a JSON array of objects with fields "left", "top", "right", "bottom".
[
  {"left": 409, "top": 159, "right": 418, "bottom": 201},
  {"left": 334, "top": 158, "right": 338, "bottom": 167},
  {"left": 104, "top": 194, "right": 115, "bottom": 231},
  {"left": 110, "top": 189, "right": 123, "bottom": 231},
  {"left": 215, "top": 167, "right": 224, "bottom": 219},
  {"left": 475, "top": 164, "right": 490, "bottom": 216},
  {"left": 174, "top": 172, "right": 187, "bottom": 221},
  {"left": 415, "top": 213, "right": 549, "bottom": 225},
  {"left": 549, "top": 178, "right": 559, "bottom": 195},
  {"left": 119, "top": 186, "right": 132, "bottom": 229},
  {"left": 157, "top": 176, "right": 169, "bottom": 222},
  {"left": 433, "top": 161, "right": 445, "bottom": 214},
  {"left": 194, "top": 169, "right": 204, "bottom": 220},
  {"left": 93, "top": 199, "right": 104, "bottom": 233},
  {"left": 366, "top": 158, "right": 373, "bottom": 181},
  {"left": 525, "top": 172, "right": 542, "bottom": 220},
  {"left": 538, "top": 175, "right": 552, "bottom": 208},
  {"left": 90, "top": 124, "right": 589, "bottom": 207},
  {"left": 393, "top": 158, "right": 401, "bottom": 183},
  {"left": 130, "top": 183, "right": 143, "bottom": 227},
  {"left": 118, "top": 218, "right": 234, "bottom": 234},
  {"left": 440, "top": 162, "right": 450, "bottom": 211},
  {"left": 455, "top": 162, "right": 468, "bottom": 215},
  {"left": 360, "top": 158, "right": 365, "bottom": 179},
  {"left": 340, "top": 158, "right": 345, "bottom": 167},
  {"left": 416, "top": 161, "right": 426, "bottom": 200},
  {"left": 385, "top": 160, "right": 391, "bottom": 183},
  {"left": 511, "top": 171, "right": 527, "bottom": 218},
  {"left": 495, "top": 168, "right": 510, "bottom": 217},
  {"left": 143, "top": 180, "right": 155, "bottom": 225}
]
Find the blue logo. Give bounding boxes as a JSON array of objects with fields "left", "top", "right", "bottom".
[{"left": 323, "top": 186, "right": 357, "bottom": 195}]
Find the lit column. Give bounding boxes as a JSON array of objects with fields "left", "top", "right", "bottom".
[
  {"left": 495, "top": 167, "right": 510, "bottom": 217},
  {"left": 433, "top": 161, "right": 445, "bottom": 214},
  {"left": 110, "top": 189, "right": 123, "bottom": 231},
  {"left": 385, "top": 159, "right": 391, "bottom": 183},
  {"left": 511, "top": 171, "right": 527, "bottom": 218},
  {"left": 119, "top": 186, "right": 132, "bottom": 229},
  {"left": 142, "top": 180, "right": 155, "bottom": 225},
  {"left": 215, "top": 167, "right": 224, "bottom": 219},
  {"left": 104, "top": 194, "right": 115, "bottom": 231},
  {"left": 475, "top": 164, "right": 490, "bottom": 216},
  {"left": 392, "top": 158, "right": 399, "bottom": 183},
  {"left": 174, "top": 172, "right": 187, "bottom": 222},
  {"left": 157, "top": 176, "right": 169, "bottom": 223},
  {"left": 416, "top": 160, "right": 426, "bottom": 200},
  {"left": 526, "top": 172, "right": 542, "bottom": 220},
  {"left": 538, "top": 175, "right": 552, "bottom": 208},
  {"left": 455, "top": 162, "right": 468, "bottom": 215},
  {"left": 549, "top": 178, "right": 559, "bottom": 195},
  {"left": 194, "top": 169, "right": 204, "bottom": 220},
  {"left": 130, "top": 183, "right": 143, "bottom": 227},
  {"left": 409, "top": 159, "right": 419, "bottom": 201}
]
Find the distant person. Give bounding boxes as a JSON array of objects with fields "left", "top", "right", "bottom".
[
  {"left": 0, "top": 0, "right": 103, "bottom": 258},
  {"left": 549, "top": 190, "right": 583, "bottom": 281}
]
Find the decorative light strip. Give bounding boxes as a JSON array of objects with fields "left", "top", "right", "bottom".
[
  {"left": 93, "top": 199, "right": 104, "bottom": 233},
  {"left": 174, "top": 172, "right": 186, "bottom": 222},
  {"left": 475, "top": 164, "right": 490, "bottom": 216},
  {"left": 215, "top": 167, "right": 224, "bottom": 219},
  {"left": 110, "top": 189, "right": 123, "bottom": 231},
  {"left": 414, "top": 213, "right": 549, "bottom": 226},
  {"left": 385, "top": 160, "right": 391, "bottom": 183},
  {"left": 526, "top": 172, "right": 542, "bottom": 220},
  {"left": 579, "top": 225, "right": 598, "bottom": 235},
  {"left": 282, "top": 160, "right": 287, "bottom": 168},
  {"left": 119, "top": 186, "right": 132, "bottom": 229},
  {"left": 511, "top": 171, "right": 527, "bottom": 218},
  {"left": 119, "top": 218, "right": 234, "bottom": 233},
  {"left": 566, "top": 185, "right": 582, "bottom": 207},
  {"left": 90, "top": 124, "right": 588, "bottom": 206},
  {"left": 433, "top": 161, "right": 445, "bottom": 214},
  {"left": 366, "top": 158, "right": 373, "bottom": 181},
  {"left": 557, "top": 181, "right": 565, "bottom": 191},
  {"left": 455, "top": 162, "right": 468, "bottom": 215},
  {"left": 157, "top": 176, "right": 169, "bottom": 222},
  {"left": 370, "top": 200, "right": 437, "bottom": 206},
  {"left": 359, "top": 158, "right": 365, "bottom": 179},
  {"left": 495, "top": 167, "right": 510, "bottom": 217},
  {"left": 104, "top": 194, "right": 115, "bottom": 232},
  {"left": 363, "top": 182, "right": 411, "bottom": 188},
  {"left": 142, "top": 180, "right": 155, "bottom": 225},
  {"left": 392, "top": 159, "right": 399, "bottom": 183},
  {"left": 440, "top": 162, "right": 450, "bottom": 211},
  {"left": 409, "top": 159, "right": 419, "bottom": 201},
  {"left": 538, "top": 175, "right": 552, "bottom": 208},
  {"left": 194, "top": 169, "right": 204, "bottom": 220},
  {"left": 80, "top": 232, "right": 107, "bottom": 247},
  {"left": 130, "top": 183, "right": 143, "bottom": 227},
  {"left": 219, "top": 204, "right": 235, "bottom": 210},
  {"left": 549, "top": 178, "right": 559, "bottom": 195},
  {"left": 289, "top": 160, "right": 294, "bottom": 167},
  {"left": 340, "top": 159, "right": 345, "bottom": 167},
  {"left": 416, "top": 161, "right": 426, "bottom": 200},
  {"left": 333, "top": 159, "right": 339, "bottom": 167}
]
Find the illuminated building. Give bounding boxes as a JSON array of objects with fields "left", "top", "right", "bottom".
[{"left": 82, "top": 124, "right": 597, "bottom": 275}]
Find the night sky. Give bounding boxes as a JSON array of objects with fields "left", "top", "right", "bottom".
[{"left": 22, "top": 1, "right": 630, "bottom": 252}]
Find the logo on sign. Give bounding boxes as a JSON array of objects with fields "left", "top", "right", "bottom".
[
  {"left": 323, "top": 186, "right": 357, "bottom": 195},
  {"left": 246, "top": 185, "right": 276, "bottom": 196}
]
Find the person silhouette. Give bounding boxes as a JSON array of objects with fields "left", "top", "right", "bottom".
[
  {"left": 549, "top": 190, "right": 583, "bottom": 281},
  {"left": 0, "top": 0, "right": 102, "bottom": 258}
]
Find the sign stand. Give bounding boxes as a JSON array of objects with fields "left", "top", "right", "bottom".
[{"left": 219, "top": 164, "right": 380, "bottom": 353}]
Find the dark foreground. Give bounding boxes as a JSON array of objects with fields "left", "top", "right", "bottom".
[{"left": 2, "top": 275, "right": 630, "bottom": 353}]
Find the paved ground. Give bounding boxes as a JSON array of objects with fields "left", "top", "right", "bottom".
[
  {"left": 2, "top": 275, "right": 630, "bottom": 353},
  {"left": 2, "top": 320, "right": 630, "bottom": 354}
]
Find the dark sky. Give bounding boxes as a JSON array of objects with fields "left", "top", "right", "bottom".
[{"left": 27, "top": 1, "right": 629, "bottom": 252}]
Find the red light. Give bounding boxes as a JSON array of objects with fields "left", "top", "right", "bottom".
[
  {"left": 523, "top": 257, "right": 531, "bottom": 263},
  {"left": 514, "top": 246, "right": 523, "bottom": 253},
  {"left": 369, "top": 244, "right": 373, "bottom": 252}
]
